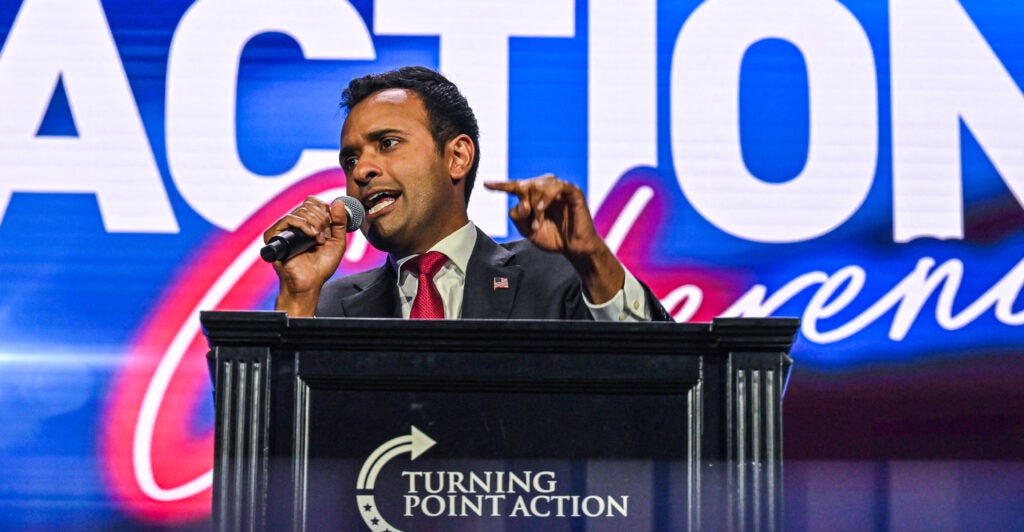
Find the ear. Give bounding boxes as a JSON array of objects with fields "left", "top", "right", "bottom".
[{"left": 446, "top": 134, "right": 475, "bottom": 183}]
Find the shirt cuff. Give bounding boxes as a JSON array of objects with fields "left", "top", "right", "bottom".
[{"left": 584, "top": 267, "right": 651, "bottom": 322}]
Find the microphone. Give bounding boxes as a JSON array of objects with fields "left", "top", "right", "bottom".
[{"left": 260, "top": 196, "right": 365, "bottom": 263}]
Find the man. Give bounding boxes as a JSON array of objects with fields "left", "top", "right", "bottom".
[{"left": 264, "top": 66, "right": 671, "bottom": 322}]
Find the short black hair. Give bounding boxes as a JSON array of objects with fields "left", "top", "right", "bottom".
[{"left": 341, "top": 66, "right": 480, "bottom": 203}]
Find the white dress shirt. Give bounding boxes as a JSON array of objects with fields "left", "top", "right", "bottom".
[{"left": 393, "top": 222, "right": 651, "bottom": 321}]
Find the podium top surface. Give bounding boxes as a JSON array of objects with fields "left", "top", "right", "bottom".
[{"left": 201, "top": 311, "right": 799, "bottom": 355}]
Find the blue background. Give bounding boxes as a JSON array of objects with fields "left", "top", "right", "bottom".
[{"left": 1, "top": 0, "right": 1022, "bottom": 529}]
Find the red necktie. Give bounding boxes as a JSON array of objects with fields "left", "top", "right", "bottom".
[{"left": 405, "top": 251, "right": 448, "bottom": 319}]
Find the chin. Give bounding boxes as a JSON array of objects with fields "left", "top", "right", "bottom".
[
  {"left": 363, "top": 226, "right": 388, "bottom": 251},
  {"left": 365, "top": 227, "right": 409, "bottom": 255}
]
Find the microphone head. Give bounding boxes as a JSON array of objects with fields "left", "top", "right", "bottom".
[{"left": 336, "top": 195, "right": 365, "bottom": 232}]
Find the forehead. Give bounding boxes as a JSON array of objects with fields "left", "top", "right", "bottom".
[{"left": 341, "top": 88, "right": 430, "bottom": 140}]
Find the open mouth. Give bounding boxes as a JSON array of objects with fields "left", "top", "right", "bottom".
[{"left": 365, "top": 191, "right": 399, "bottom": 216}]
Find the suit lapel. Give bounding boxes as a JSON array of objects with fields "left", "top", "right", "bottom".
[
  {"left": 338, "top": 264, "right": 401, "bottom": 318},
  {"left": 461, "top": 229, "right": 524, "bottom": 319}
]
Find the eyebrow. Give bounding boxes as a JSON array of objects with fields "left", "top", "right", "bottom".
[{"left": 340, "top": 128, "right": 405, "bottom": 160}]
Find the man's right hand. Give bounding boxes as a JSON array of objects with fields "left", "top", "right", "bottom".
[{"left": 263, "top": 196, "right": 351, "bottom": 316}]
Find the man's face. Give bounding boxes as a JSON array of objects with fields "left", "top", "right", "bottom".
[{"left": 340, "top": 89, "right": 468, "bottom": 255}]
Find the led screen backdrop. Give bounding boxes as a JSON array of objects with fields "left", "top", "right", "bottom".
[{"left": 1, "top": 0, "right": 1022, "bottom": 529}]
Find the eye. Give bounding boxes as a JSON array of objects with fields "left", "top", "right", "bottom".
[
  {"left": 381, "top": 137, "right": 399, "bottom": 150},
  {"left": 342, "top": 155, "right": 358, "bottom": 171}
]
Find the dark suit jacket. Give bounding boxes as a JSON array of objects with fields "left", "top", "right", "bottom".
[{"left": 316, "top": 228, "right": 672, "bottom": 321}]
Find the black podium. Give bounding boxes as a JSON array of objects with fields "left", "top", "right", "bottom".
[{"left": 202, "top": 312, "right": 797, "bottom": 531}]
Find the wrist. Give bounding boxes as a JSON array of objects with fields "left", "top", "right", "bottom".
[
  {"left": 566, "top": 243, "right": 624, "bottom": 304},
  {"left": 275, "top": 288, "right": 320, "bottom": 317}
]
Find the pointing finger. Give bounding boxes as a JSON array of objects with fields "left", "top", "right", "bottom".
[{"left": 483, "top": 180, "right": 518, "bottom": 194}]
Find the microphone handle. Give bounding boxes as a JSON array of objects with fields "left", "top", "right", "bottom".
[
  {"left": 259, "top": 196, "right": 364, "bottom": 263},
  {"left": 260, "top": 230, "right": 315, "bottom": 263}
]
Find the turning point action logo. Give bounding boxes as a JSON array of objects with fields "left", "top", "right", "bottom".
[{"left": 355, "top": 427, "right": 630, "bottom": 531}]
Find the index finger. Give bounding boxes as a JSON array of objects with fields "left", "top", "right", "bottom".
[{"left": 483, "top": 180, "right": 521, "bottom": 194}]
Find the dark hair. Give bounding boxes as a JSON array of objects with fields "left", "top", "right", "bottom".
[{"left": 341, "top": 66, "right": 480, "bottom": 203}]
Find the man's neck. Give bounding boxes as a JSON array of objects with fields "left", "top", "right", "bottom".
[{"left": 389, "top": 221, "right": 477, "bottom": 273}]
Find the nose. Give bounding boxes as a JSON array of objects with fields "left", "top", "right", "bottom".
[{"left": 351, "top": 156, "right": 380, "bottom": 185}]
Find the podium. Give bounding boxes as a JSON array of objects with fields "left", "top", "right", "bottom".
[{"left": 202, "top": 311, "right": 797, "bottom": 531}]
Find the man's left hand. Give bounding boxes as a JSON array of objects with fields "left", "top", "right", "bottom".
[{"left": 484, "top": 174, "right": 625, "bottom": 304}]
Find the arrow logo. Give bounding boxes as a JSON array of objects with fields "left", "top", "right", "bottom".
[{"left": 355, "top": 426, "right": 437, "bottom": 531}]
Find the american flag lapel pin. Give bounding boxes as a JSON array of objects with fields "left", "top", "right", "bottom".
[{"left": 493, "top": 276, "right": 509, "bottom": 290}]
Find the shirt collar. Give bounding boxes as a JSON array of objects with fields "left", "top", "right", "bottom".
[{"left": 391, "top": 221, "right": 477, "bottom": 275}]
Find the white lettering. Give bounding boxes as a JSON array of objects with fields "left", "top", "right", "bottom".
[
  {"left": 581, "top": 495, "right": 605, "bottom": 517},
  {"left": 509, "top": 495, "right": 531, "bottom": 516},
  {"left": 400, "top": 470, "right": 557, "bottom": 494},
  {"left": 661, "top": 285, "right": 704, "bottom": 322},
  {"left": 529, "top": 495, "right": 551, "bottom": 517},
  {"left": 0, "top": 0, "right": 178, "bottom": 232},
  {"left": 420, "top": 494, "right": 445, "bottom": 517},
  {"left": 402, "top": 471, "right": 424, "bottom": 493},
  {"left": 405, "top": 494, "right": 419, "bottom": 516},
  {"left": 671, "top": 0, "right": 877, "bottom": 242},
  {"left": 588, "top": 0, "right": 657, "bottom": 211},
  {"left": 603, "top": 184, "right": 654, "bottom": 256},
  {"left": 890, "top": 0, "right": 1024, "bottom": 242},
  {"left": 721, "top": 271, "right": 829, "bottom": 318},
  {"left": 805, "top": 257, "right": 1024, "bottom": 343},
  {"left": 706, "top": 257, "right": 1024, "bottom": 344},
  {"left": 165, "top": 0, "right": 375, "bottom": 230},
  {"left": 404, "top": 493, "right": 507, "bottom": 517},
  {"left": 607, "top": 495, "right": 629, "bottom": 517}
]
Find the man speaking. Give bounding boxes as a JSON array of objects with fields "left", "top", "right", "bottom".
[{"left": 263, "top": 66, "right": 671, "bottom": 322}]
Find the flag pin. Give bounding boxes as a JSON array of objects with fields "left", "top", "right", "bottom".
[{"left": 493, "top": 277, "right": 509, "bottom": 290}]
